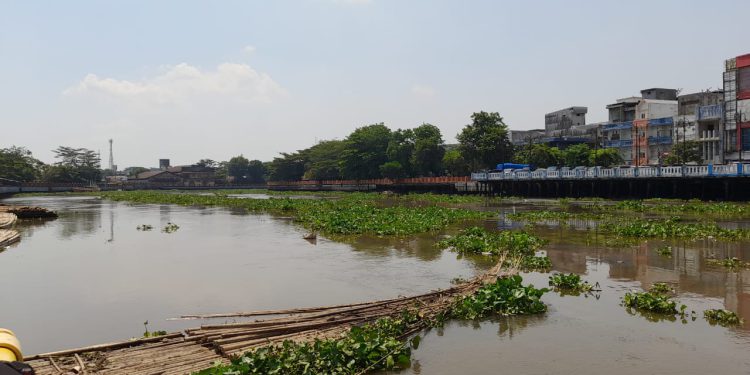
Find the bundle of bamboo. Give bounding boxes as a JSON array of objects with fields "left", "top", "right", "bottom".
[
  {"left": 0, "top": 229, "right": 20, "bottom": 247},
  {"left": 0, "top": 213, "right": 16, "bottom": 229},
  {"left": 26, "top": 262, "right": 505, "bottom": 375}
]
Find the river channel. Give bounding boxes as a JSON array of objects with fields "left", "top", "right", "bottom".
[{"left": 2, "top": 194, "right": 749, "bottom": 374}]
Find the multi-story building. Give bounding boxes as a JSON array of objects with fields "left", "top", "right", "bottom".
[
  {"left": 724, "top": 53, "right": 750, "bottom": 162},
  {"left": 602, "top": 89, "right": 677, "bottom": 166},
  {"left": 509, "top": 129, "right": 545, "bottom": 147},
  {"left": 675, "top": 91, "right": 724, "bottom": 164},
  {"left": 544, "top": 107, "right": 587, "bottom": 134}
]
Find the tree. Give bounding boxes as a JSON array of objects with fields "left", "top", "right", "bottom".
[
  {"left": 226, "top": 155, "right": 250, "bottom": 182},
  {"left": 514, "top": 144, "right": 562, "bottom": 168},
  {"left": 269, "top": 152, "right": 307, "bottom": 181},
  {"left": 663, "top": 141, "right": 702, "bottom": 165},
  {"left": 246, "top": 160, "right": 266, "bottom": 183},
  {"left": 386, "top": 129, "right": 415, "bottom": 177},
  {"left": 562, "top": 144, "right": 591, "bottom": 167},
  {"left": 379, "top": 161, "right": 405, "bottom": 179},
  {"left": 589, "top": 148, "right": 623, "bottom": 168},
  {"left": 442, "top": 149, "right": 471, "bottom": 176},
  {"left": 304, "top": 140, "right": 347, "bottom": 180},
  {"left": 195, "top": 159, "right": 218, "bottom": 168},
  {"left": 340, "top": 123, "right": 392, "bottom": 179},
  {"left": 48, "top": 146, "right": 101, "bottom": 182},
  {"left": 411, "top": 123, "right": 445, "bottom": 176},
  {"left": 0, "top": 146, "right": 43, "bottom": 182},
  {"left": 456, "top": 111, "right": 512, "bottom": 170}
]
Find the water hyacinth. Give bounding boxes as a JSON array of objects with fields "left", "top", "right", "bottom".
[
  {"left": 436, "top": 227, "right": 546, "bottom": 257},
  {"left": 450, "top": 275, "right": 548, "bottom": 319},
  {"left": 704, "top": 309, "right": 743, "bottom": 327},
  {"left": 98, "top": 191, "right": 490, "bottom": 236}
]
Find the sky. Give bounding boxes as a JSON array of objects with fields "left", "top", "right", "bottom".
[{"left": 1, "top": 0, "right": 749, "bottom": 168}]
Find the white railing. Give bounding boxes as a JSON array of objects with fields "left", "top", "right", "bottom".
[{"left": 471, "top": 164, "right": 749, "bottom": 181}]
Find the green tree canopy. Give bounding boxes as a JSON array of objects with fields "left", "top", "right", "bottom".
[
  {"left": 663, "top": 141, "right": 702, "bottom": 165},
  {"left": 514, "top": 144, "right": 562, "bottom": 168},
  {"left": 457, "top": 111, "right": 512, "bottom": 170},
  {"left": 269, "top": 152, "right": 307, "bottom": 181},
  {"left": 0, "top": 146, "right": 43, "bottom": 182},
  {"left": 562, "top": 144, "right": 591, "bottom": 167},
  {"left": 442, "top": 149, "right": 470, "bottom": 176},
  {"left": 47, "top": 146, "right": 101, "bottom": 182},
  {"left": 386, "top": 129, "right": 415, "bottom": 177},
  {"left": 411, "top": 123, "right": 445, "bottom": 176},
  {"left": 340, "top": 123, "right": 392, "bottom": 179},
  {"left": 589, "top": 148, "right": 623, "bottom": 168},
  {"left": 304, "top": 140, "right": 347, "bottom": 180},
  {"left": 379, "top": 161, "right": 405, "bottom": 179}
]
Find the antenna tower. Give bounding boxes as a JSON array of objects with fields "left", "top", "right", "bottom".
[{"left": 108, "top": 139, "right": 115, "bottom": 172}]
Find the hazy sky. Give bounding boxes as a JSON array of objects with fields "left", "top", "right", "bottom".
[{"left": 2, "top": 0, "right": 748, "bottom": 167}]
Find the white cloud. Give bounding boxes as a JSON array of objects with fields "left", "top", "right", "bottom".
[
  {"left": 411, "top": 84, "right": 436, "bottom": 97},
  {"left": 64, "top": 62, "right": 286, "bottom": 105},
  {"left": 244, "top": 45, "right": 256, "bottom": 54}
]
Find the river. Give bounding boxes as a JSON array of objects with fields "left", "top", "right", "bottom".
[{"left": 2, "top": 195, "right": 749, "bottom": 374}]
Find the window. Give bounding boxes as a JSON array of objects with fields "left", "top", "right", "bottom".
[{"left": 742, "top": 128, "right": 750, "bottom": 151}]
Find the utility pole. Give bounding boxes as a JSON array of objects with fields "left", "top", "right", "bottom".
[{"left": 108, "top": 139, "right": 115, "bottom": 173}]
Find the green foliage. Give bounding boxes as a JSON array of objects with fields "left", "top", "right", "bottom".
[
  {"left": 162, "top": 222, "right": 180, "bottom": 233},
  {"left": 442, "top": 149, "right": 471, "bottom": 176},
  {"left": 706, "top": 257, "right": 750, "bottom": 271},
  {"left": 704, "top": 309, "right": 743, "bottom": 326},
  {"left": 411, "top": 123, "right": 445, "bottom": 176},
  {"left": 649, "top": 282, "right": 674, "bottom": 295},
  {"left": 386, "top": 128, "right": 415, "bottom": 177},
  {"left": 588, "top": 148, "right": 623, "bottom": 167},
  {"left": 664, "top": 140, "right": 703, "bottom": 165},
  {"left": 450, "top": 275, "right": 548, "bottom": 319},
  {"left": 45, "top": 146, "right": 102, "bottom": 183},
  {"left": 226, "top": 155, "right": 266, "bottom": 183},
  {"left": 99, "top": 191, "right": 489, "bottom": 236},
  {"left": 562, "top": 144, "right": 591, "bottom": 167},
  {"left": 607, "top": 199, "right": 750, "bottom": 219},
  {"left": 513, "top": 144, "right": 562, "bottom": 168},
  {"left": 340, "top": 123, "right": 392, "bottom": 179},
  {"left": 548, "top": 273, "right": 594, "bottom": 293},
  {"left": 520, "top": 256, "right": 552, "bottom": 272},
  {"left": 142, "top": 330, "right": 167, "bottom": 338},
  {"left": 456, "top": 111, "right": 512, "bottom": 170},
  {"left": 598, "top": 217, "right": 750, "bottom": 240},
  {"left": 379, "top": 161, "right": 405, "bottom": 179},
  {"left": 622, "top": 290, "right": 681, "bottom": 315},
  {"left": 304, "top": 140, "right": 347, "bottom": 180},
  {"left": 195, "top": 315, "right": 416, "bottom": 375},
  {"left": 124, "top": 166, "right": 149, "bottom": 178},
  {"left": 268, "top": 152, "right": 307, "bottom": 181},
  {"left": 655, "top": 245, "right": 673, "bottom": 257},
  {"left": 436, "top": 227, "right": 546, "bottom": 257},
  {"left": 0, "top": 146, "right": 43, "bottom": 182}
]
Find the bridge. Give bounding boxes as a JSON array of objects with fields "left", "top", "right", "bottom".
[{"left": 471, "top": 164, "right": 750, "bottom": 200}]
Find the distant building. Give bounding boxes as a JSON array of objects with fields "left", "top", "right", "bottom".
[
  {"left": 544, "top": 107, "right": 587, "bottom": 134},
  {"left": 129, "top": 161, "right": 219, "bottom": 187},
  {"left": 724, "top": 53, "right": 750, "bottom": 162},
  {"left": 676, "top": 91, "right": 724, "bottom": 164},
  {"left": 509, "top": 129, "right": 545, "bottom": 146}
]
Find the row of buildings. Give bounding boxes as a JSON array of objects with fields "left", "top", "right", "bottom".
[{"left": 510, "top": 53, "right": 750, "bottom": 166}]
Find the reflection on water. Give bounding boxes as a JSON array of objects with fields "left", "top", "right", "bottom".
[
  {"left": 3, "top": 196, "right": 750, "bottom": 374},
  {"left": 0, "top": 196, "right": 481, "bottom": 354}
]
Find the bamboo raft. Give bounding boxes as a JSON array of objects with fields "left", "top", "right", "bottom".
[
  {"left": 26, "top": 262, "right": 506, "bottom": 375},
  {"left": 0, "top": 229, "right": 20, "bottom": 247},
  {"left": 0, "top": 205, "right": 58, "bottom": 219},
  {"left": 0, "top": 212, "right": 17, "bottom": 229}
]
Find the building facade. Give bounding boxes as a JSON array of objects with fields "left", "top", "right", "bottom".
[
  {"left": 675, "top": 91, "right": 724, "bottom": 164},
  {"left": 724, "top": 53, "right": 750, "bottom": 162},
  {"left": 544, "top": 107, "right": 587, "bottom": 134}
]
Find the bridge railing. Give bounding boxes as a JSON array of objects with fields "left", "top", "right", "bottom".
[{"left": 471, "top": 163, "right": 750, "bottom": 181}]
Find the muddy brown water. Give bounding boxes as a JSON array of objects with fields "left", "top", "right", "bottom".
[{"left": 2, "top": 195, "right": 749, "bottom": 374}]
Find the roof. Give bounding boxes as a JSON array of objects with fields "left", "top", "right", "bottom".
[{"left": 135, "top": 170, "right": 180, "bottom": 180}]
